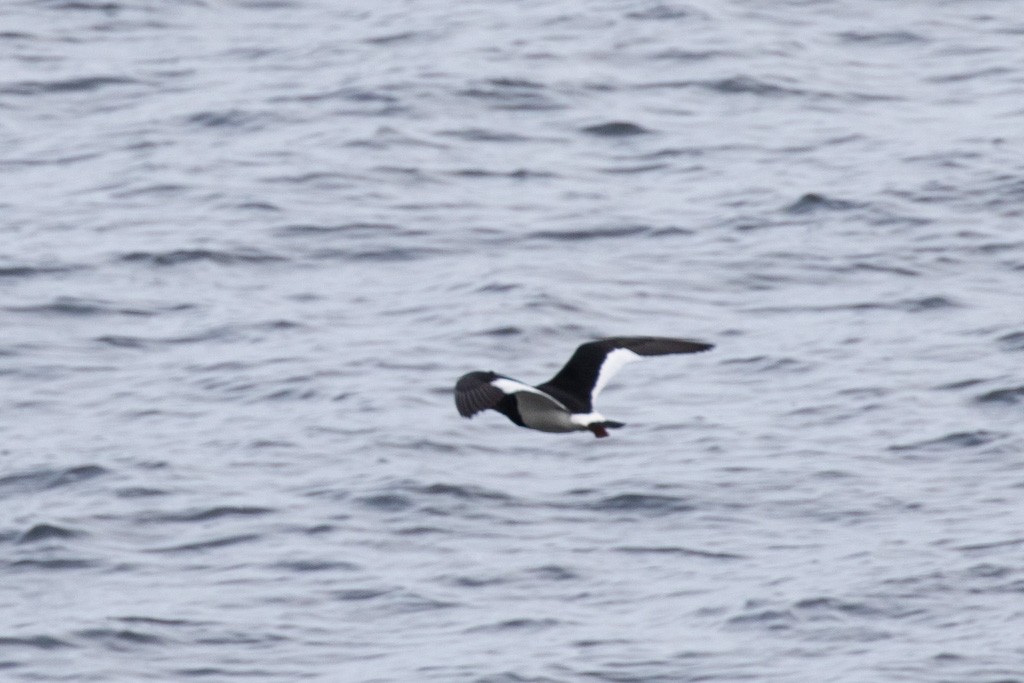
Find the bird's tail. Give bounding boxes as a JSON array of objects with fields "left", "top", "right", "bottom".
[{"left": 588, "top": 421, "right": 626, "bottom": 438}]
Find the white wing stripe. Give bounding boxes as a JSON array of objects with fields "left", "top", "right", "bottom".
[{"left": 591, "top": 348, "right": 642, "bottom": 403}]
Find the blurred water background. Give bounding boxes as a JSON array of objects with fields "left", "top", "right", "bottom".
[{"left": 2, "top": 1, "right": 1024, "bottom": 681}]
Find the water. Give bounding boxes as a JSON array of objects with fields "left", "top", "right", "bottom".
[{"left": 3, "top": 0, "right": 1024, "bottom": 680}]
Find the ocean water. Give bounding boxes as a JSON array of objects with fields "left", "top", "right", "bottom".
[{"left": 2, "top": 1, "right": 1024, "bottom": 681}]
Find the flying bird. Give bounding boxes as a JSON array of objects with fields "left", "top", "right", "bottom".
[{"left": 454, "top": 336, "right": 713, "bottom": 437}]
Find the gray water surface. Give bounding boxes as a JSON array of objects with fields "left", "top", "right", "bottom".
[{"left": 3, "top": 1, "right": 1024, "bottom": 681}]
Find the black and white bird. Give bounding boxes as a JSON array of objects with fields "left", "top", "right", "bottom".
[{"left": 454, "top": 336, "right": 713, "bottom": 438}]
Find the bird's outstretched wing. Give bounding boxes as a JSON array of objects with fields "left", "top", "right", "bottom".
[
  {"left": 541, "top": 336, "right": 713, "bottom": 409},
  {"left": 455, "top": 371, "right": 568, "bottom": 418}
]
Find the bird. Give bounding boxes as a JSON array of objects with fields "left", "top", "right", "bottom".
[{"left": 454, "top": 336, "right": 713, "bottom": 437}]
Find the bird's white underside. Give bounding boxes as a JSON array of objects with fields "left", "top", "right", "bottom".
[
  {"left": 569, "top": 411, "right": 607, "bottom": 426},
  {"left": 491, "top": 377, "right": 569, "bottom": 411}
]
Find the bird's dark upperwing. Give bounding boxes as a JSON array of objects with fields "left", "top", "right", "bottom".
[
  {"left": 454, "top": 371, "right": 506, "bottom": 418},
  {"left": 539, "top": 336, "right": 714, "bottom": 410}
]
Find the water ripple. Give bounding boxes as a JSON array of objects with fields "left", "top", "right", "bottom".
[
  {"left": 784, "top": 193, "right": 861, "bottom": 214},
  {"left": 0, "top": 465, "right": 106, "bottom": 497},
  {"left": 0, "top": 635, "right": 72, "bottom": 650},
  {"left": 890, "top": 431, "right": 1005, "bottom": 452},
  {"left": 588, "top": 493, "right": 695, "bottom": 514},
  {"left": 529, "top": 225, "right": 650, "bottom": 241},
  {"left": 120, "top": 249, "right": 287, "bottom": 266},
  {"left": 997, "top": 331, "right": 1024, "bottom": 352},
  {"left": 76, "top": 628, "right": 163, "bottom": 647},
  {"left": 149, "top": 534, "right": 262, "bottom": 554},
  {"left": 16, "top": 523, "right": 81, "bottom": 544},
  {"left": 614, "top": 546, "right": 744, "bottom": 560},
  {"left": 975, "top": 385, "right": 1024, "bottom": 405},
  {"left": 1, "top": 76, "right": 139, "bottom": 96},
  {"left": 581, "top": 121, "right": 651, "bottom": 137},
  {"left": 136, "top": 506, "right": 275, "bottom": 524}
]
